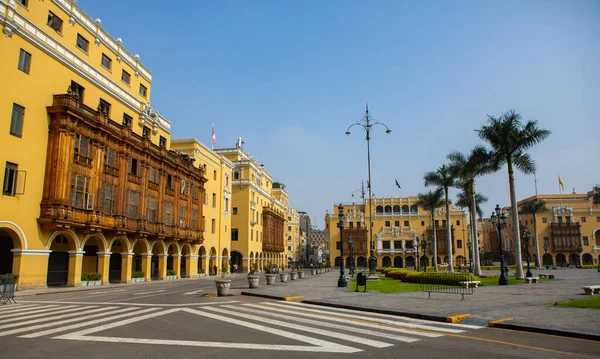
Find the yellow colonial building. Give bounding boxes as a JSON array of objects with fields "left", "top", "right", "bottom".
[
  {"left": 214, "top": 142, "right": 288, "bottom": 271},
  {"left": 326, "top": 196, "right": 469, "bottom": 269},
  {"left": 0, "top": 0, "right": 213, "bottom": 288},
  {"left": 285, "top": 208, "right": 301, "bottom": 263}
]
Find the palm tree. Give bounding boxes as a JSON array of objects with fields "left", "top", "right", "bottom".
[
  {"left": 477, "top": 110, "right": 551, "bottom": 279},
  {"left": 447, "top": 146, "right": 492, "bottom": 275},
  {"left": 519, "top": 199, "right": 548, "bottom": 268},
  {"left": 424, "top": 165, "right": 455, "bottom": 272},
  {"left": 455, "top": 188, "right": 488, "bottom": 220},
  {"left": 415, "top": 189, "right": 445, "bottom": 272},
  {"left": 593, "top": 185, "right": 600, "bottom": 206}
]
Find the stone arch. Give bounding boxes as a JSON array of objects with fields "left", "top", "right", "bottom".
[
  {"left": 81, "top": 233, "right": 108, "bottom": 253},
  {"left": 150, "top": 240, "right": 166, "bottom": 255},
  {"left": 46, "top": 230, "right": 80, "bottom": 251},
  {"left": 376, "top": 206, "right": 383, "bottom": 214},
  {"left": 231, "top": 250, "right": 244, "bottom": 272},
  {"left": 166, "top": 242, "right": 181, "bottom": 255},
  {"left": 46, "top": 231, "right": 80, "bottom": 286},
  {"left": 393, "top": 256, "right": 403, "bottom": 268},
  {"left": 568, "top": 253, "right": 578, "bottom": 265},
  {"left": 455, "top": 255, "right": 465, "bottom": 266},
  {"left": 542, "top": 253, "right": 553, "bottom": 266},
  {"left": 556, "top": 253, "right": 567, "bottom": 266},
  {"left": 593, "top": 228, "right": 600, "bottom": 245},
  {"left": 410, "top": 205, "right": 418, "bottom": 213},
  {"left": 582, "top": 253, "right": 593, "bottom": 265},
  {"left": 384, "top": 205, "right": 392, "bottom": 214},
  {"left": 402, "top": 205, "right": 409, "bottom": 214},
  {"left": 405, "top": 255, "right": 415, "bottom": 268},
  {"left": 209, "top": 246, "right": 217, "bottom": 275},
  {"left": 382, "top": 256, "right": 392, "bottom": 267},
  {"left": 80, "top": 234, "right": 107, "bottom": 282},
  {"left": 0, "top": 226, "right": 23, "bottom": 276},
  {"left": 181, "top": 243, "right": 192, "bottom": 256},
  {"left": 357, "top": 256, "right": 367, "bottom": 268},
  {"left": 198, "top": 245, "right": 207, "bottom": 274},
  {"left": 334, "top": 256, "right": 342, "bottom": 267},
  {"left": 0, "top": 221, "right": 27, "bottom": 250},
  {"left": 112, "top": 236, "right": 133, "bottom": 253},
  {"left": 393, "top": 205, "right": 401, "bottom": 213},
  {"left": 420, "top": 255, "right": 429, "bottom": 269}
]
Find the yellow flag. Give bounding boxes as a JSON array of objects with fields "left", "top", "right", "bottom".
[{"left": 558, "top": 176, "right": 565, "bottom": 191}]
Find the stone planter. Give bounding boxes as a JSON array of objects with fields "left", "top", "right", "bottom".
[
  {"left": 265, "top": 274, "right": 277, "bottom": 285},
  {"left": 215, "top": 279, "right": 232, "bottom": 296},
  {"left": 247, "top": 275, "right": 260, "bottom": 288},
  {"left": 290, "top": 271, "right": 298, "bottom": 280},
  {"left": 298, "top": 271, "right": 305, "bottom": 279},
  {"left": 279, "top": 273, "right": 289, "bottom": 282},
  {"left": 131, "top": 277, "right": 145, "bottom": 283},
  {"left": 165, "top": 275, "right": 178, "bottom": 280},
  {"left": 310, "top": 269, "right": 316, "bottom": 275}
]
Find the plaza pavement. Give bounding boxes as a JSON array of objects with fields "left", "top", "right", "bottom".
[{"left": 13, "top": 268, "right": 600, "bottom": 340}]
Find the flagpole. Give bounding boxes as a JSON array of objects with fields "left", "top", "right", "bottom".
[
  {"left": 534, "top": 172, "right": 538, "bottom": 196},
  {"left": 558, "top": 173, "right": 563, "bottom": 206}
]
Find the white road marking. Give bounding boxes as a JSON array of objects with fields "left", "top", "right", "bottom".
[
  {"left": 108, "top": 288, "right": 193, "bottom": 301},
  {"left": 182, "top": 290, "right": 204, "bottom": 295},
  {"left": 132, "top": 290, "right": 167, "bottom": 296},
  {"left": 19, "top": 307, "right": 157, "bottom": 338},
  {"left": 202, "top": 306, "right": 392, "bottom": 348},
  {"left": 89, "top": 289, "right": 127, "bottom": 294},
  {"left": 0, "top": 305, "right": 61, "bottom": 316},
  {"left": 0, "top": 306, "right": 110, "bottom": 331},
  {"left": 263, "top": 302, "right": 468, "bottom": 333},
  {"left": 0, "top": 304, "right": 40, "bottom": 312},
  {"left": 221, "top": 304, "right": 421, "bottom": 343},
  {"left": 0, "top": 305, "right": 84, "bottom": 323},
  {"left": 19, "top": 300, "right": 239, "bottom": 307},
  {"left": 284, "top": 301, "right": 483, "bottom": 329}
]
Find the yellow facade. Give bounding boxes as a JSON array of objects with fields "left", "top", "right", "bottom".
[
  {"left": 285, "top": 208, "right": 301, "bottom": 262},
  {"left": 326, "top": 197, "right": 469, "bottom": 269},
  {"left": 0, "top": 0, "right": 208, "bottom": 288},
  {"left": 170, "top": 138, "right": 234, "bottom": 274}
]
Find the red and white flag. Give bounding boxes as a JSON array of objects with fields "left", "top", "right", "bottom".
[{"left": 212, "top": 123, "right": 216, "bottom": 145}]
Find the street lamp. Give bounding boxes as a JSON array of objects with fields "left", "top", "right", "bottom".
[
  {"left": 543, "top": 240, "right": 549, "bottom": 269},
  {"left": 337, "top": 204, "right": 348, "bottom": 287},
  {"left": 421, "top": 233, "right": 428, "bottom": 272},
  {"left": 348, "top": 235, "right": 355, "bottom": 277},
  {"left": 466, "top": 240, "right": 473, "bottom": 273},
  {"left": 414, "top": 235, "right": 420, "bottom": 272},
  {"left": 491, "top": 204, "right": 509, "bottom": 285},
  {"left": 576, "top": 244, "right": 583, "bottom": 269},
  {"left": 522, "top": 227, "right": 532, "bottom": 278},
  {"left": 345, "top": 105, "right": 391, "bottom": 280}
]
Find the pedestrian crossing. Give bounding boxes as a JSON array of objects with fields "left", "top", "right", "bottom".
[{"left": 0, "top": 301, "right": 483, "bottom": 353}]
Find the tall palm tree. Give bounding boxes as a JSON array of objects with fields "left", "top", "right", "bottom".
[
  {"left": 415, "top": 189, "right": 445, "bottom": 272},
  {"left": 455, "top": 188, "right": 488, "bottom": 220},
  {"left": 447, "top": 146, "right": 492, "bottom": 275},
  {"left": 593, "top": 185, "right": 600, "bottom": 206},
  {"left": 478, "top": 110, "right": 551, "bottom": 279},
  {"left": 519, "top": 199, "right": 548, "bottom": 268},
  {"left": 424, "top": 165, "right": 455, "bottom": 272}
]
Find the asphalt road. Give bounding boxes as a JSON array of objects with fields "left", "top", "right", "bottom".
[{"left": 1, "top": 277, "right": 599, "bottom": 359}]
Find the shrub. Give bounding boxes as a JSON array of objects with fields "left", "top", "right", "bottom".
[
  {"left": 167, "top": 269, "right": 177, "bottom": 276},
  {"left": 81, "top": 272, "right": 101, "bottom": 281},
  {"left": 132, "top": 271, "right": 145, "bottom": 278},
  {"left": 264, "top": 261, "right": 275, "bottom": 274},
  {"left": 401, "top": 272, "right": 476, "bottom": 285},
  {"left": 198, "top": 268, "right": 205, "bottom": 274}
]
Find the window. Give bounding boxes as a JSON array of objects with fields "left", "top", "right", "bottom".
[
  {"left": 435, "top": 220, "right": 439, "bottom": 227},
  {"left": 70, "top": 80, "right": 85, "bottom": 101},
  {"left": 164, "top": 202, "right": 172, "bottom": 225},
  {"left": 123, "top": 113, "right": 132, "bottom": 128},
  {"left": 385, "top": 221, "right": 390, "bottom": 227},
  {"left": 225, "top": 198, "right": 229, "bottom": 212},
  {"left": 202, "top": 216, "right": 205, "bottom": 231},
  {"left": 18, "top": 49, "right": 31, "bottom": 74},
  {"left": 457, "top": 240, "right": 462, "bottom": 249},
  {"left": 179, "top": 205, "right": 186, "bottom": 227},
  {"left": 251, "top": 229, "right": 253, "bottom": 241},
  {"left": 148, "top": 166, "right": 158, "bottom": 184},
  {"left": 421, "top": 221, "right": 425, "bottom": 226},
  {"left": 394, "top": 221, "right": 400, "bottom": 227},
  {"left": 597, "top": 216, "right": 600, "bottom": 223},
  {"left": 10, "top": 103, "right": 24, "bottom": 138},
  {"left": 211, "top": 219, "right": 216, "bottom": 234},
  {"left": 101, "top": 53, "right": 112, "bottom": 70},
  {"left": 128, "top": 157, "right": 139, "bottom": 176},
  {"left": 159, "top": 136, "right": 166, "bottom": 148},
  {"left": 3, "top": 163, "right": 18, "bottom": 196},
  {"left": 231, "top": 228, "right": 239, "bottom": 241},
  {"left": 192, "top": 209, "right": 198, "bottom": 229},
  {"left": 583, "top": 236, "right": 589, "bottom": 246},
  {"left": 394, "top": 241, "right": 402, "bottom": 249},
  {"left": 121, "top": 70, "right": 130, "bottom": 85},
  {"left": 104, "top": 148, "right": 119, "bottom": 170},
  {"left": 127, "top": 190, "right": 140, "bottom": 218},
  {"left": 542, "top": 217, "right": 548, "bottom": 224},
  {"left": 566, "top": 216, "right": 571, "bottom": 223},
  {"left": 98, "top": 99, "right": 111, "bottom": 117},
  {"left": 382, "top": 241, "right": 390, "bottom": 250},
  {"left": 349, "top": 222, "right": 354, "bottom": 229},
  {"left": 76, "top": 34, "right": 89, "bottom": 53},
  {"left": 212, "top": 193, "right": 216, "bottom": 208},
  {"left": 142, "top": 126, "right": 151, "bottom": 139},
  {"left": 47, "top": 11, "right": 63, "bottom": 33},
  {"left": 456, "top": 220, "right": 461, "bottom": 226},
  {"left": 557, "top": 216, "right": 562, "bottom": 223},
  {"left": 581, "top": 217, "right": 586, "bottom": 223},
  {"left": 442, "top": 220, "right": 447, "bottom": 227},
  {"left": 357, "top": 222, "right": 361, "bottom": 229},
  {"left": 213, "top": 170, "right": 217, "bottom": 181},
  {"left": 139, "top": 84, "right": 147, "bottom": 97},
  {"left": 288, "top": 226, "right": 291, "bottom": 231},
  {"left": 233, "top": 207, "right": 238, "bottom": 215},
  {"left": 69, "top": 174, "right": 91, "bottom": 209},
  {"left": 166, "top": 174, "right": 173, "bottom": 189},
  {"left": 233, "top": 171, "right": 239, "bottom": 180},
  {"left": 74, "top": 134, "right": 93, "bottom": 161},
  {"left": 543, "top": 237, "right": 549, "bottom": 249},
  {"left": 101, "top": 183, "right": 116, "bottom": 214},
  {"left": 203, "top": 192, "right": 208, "bottom": 205},
  {"left": 404, "top": 220, "right": 409, "bottom": 227},
  {"left": 16, "top": 0, "right": 28, "bottom": 7},
  {"left": 146, "top": 198, "right": 157, "bottom": 222}
]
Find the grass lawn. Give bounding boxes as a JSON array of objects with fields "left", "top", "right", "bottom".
[
  {"left": 345, "top": 273, "right": 552, "bottom": 293},
  {"left": 554, "top": 297, "right": 600, "bottom": 309}
]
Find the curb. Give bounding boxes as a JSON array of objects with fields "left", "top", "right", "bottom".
[
  {"left": 489, "top": 321, "right": 600, "bottom": 342},
  {"left": 241, "top": 291, "right": 303, "bottom": 301}
]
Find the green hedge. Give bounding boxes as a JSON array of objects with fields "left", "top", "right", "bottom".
[
  {"left": 81, "top": 272, "right": 101, "bottom": 281},
  {"left": 132, "top": 271, "right": 145, "bottom": 278},
  {"left": 167, "top": 269, "right": 177, "bottom": 276}
]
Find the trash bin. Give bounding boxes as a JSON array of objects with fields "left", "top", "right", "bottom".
[{"left": 357, "top": 272, "right": 367, "bottom": 286}]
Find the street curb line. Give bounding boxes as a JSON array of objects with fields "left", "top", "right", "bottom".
[
  {"left": 489, "top": 321, "right": 600, "bottom": 342},
  {"left": 300, "top": 300, "right": 450, "bottom": 323},
  {"left": 241, "top": 291, "right": 303, "bottom": 301},
  {"left": 446, "top": 314, "right": 471, "bottom": 323},
  {"left": 488, "top": 318, "right": 513, "bottom": 327}
]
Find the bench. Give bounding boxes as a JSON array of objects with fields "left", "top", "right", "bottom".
[
  {"left": 582, "top": 286, "right": 600, "bottom": 295},
  {"left": 524, "top": 277, "right": 539, "bottom": 284},
  {"left": 538, "top": 273, "right": 548, "bottom": 279},
  {"left": 459, "top": 281, "right": 481, "bottom": 288}
]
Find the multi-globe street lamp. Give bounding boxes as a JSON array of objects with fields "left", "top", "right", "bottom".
[
  {"left": 337, "top": 204, "right": 348, "bottom": 287},
  {"left": 421, "top": 234, "right": 428, "bottom": 272},
  {"left": 348, "top": 235, "right": 355, "bottom": 277},
  {"left": 522, "top": 227, "right": 533, "bottom": 278},
  {"left": 466, "top": 240, "right": 473, "bottom": 273},
  {"left": 414, "top": 235, "right": 420, "bottom": 272},
  {"left": 345, "top": 105, "right": 391, "bottom": 280},
  {"left": 576, "top": 244, "right": 583, "bottom": 269},
  {"left": 491, "top": 204, "right": 509, "bottom": 285}
]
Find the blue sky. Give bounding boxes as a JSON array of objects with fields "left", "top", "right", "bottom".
[{"left": 82, "top": 0, "right": 599, "bottom": 228}]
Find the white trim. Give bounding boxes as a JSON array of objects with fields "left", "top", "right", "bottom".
[
  {"left": 96, "top": 251, "right": 112, "bottom": 256},
  {"left": 120, "top": 252, "right": 134, "bottom": 258},
  {"left": 68, "top": 251, "right": 85, "bottom": 257},
  {"left": 171, "top": 254, "right": 182, "bottom": 258},
  {"left": 11, "top": 249, "right": 51, "bottom": 256},
  {"left": 186, "top": 255, "right": 199, "bottom": 259},
  {"left": 0, "top": 221, "right": 28, "bottom": 249}
]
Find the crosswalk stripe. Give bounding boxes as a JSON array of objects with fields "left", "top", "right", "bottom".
[
  {"left": 0, "top": 305, "right": 82, "bottom": 322},
  {"left": 132, "top": 290, "right": 166, "bottom": 296},
  {"left": 240, "top": 303, "right": 440, "bottom": 338},
  {"left": 0, "top": 306, "right": 108, "bottom": 331},
  {"left": 0, "top": 306, "right": 98, "bottom": 329},
  {"left": 284, "top": 301, "right": 483, "bottom": 329},
  {"left": 203, "top": 306, "right": 392, "bottom": 348},
  {"left": 222, "top": 304, "right": 421, "bottom": 343},
  {"left": 263, "top": 302, "right": 466, "bottom": 334},
  {"left": 20, "top": 307, "right": 160, "bottom": 338},
  {"left": 0, "top": 304, "right": 40, "bottom": 312},
  {"left": 0, "top": 305, "right": 61, "bottom": 316}
]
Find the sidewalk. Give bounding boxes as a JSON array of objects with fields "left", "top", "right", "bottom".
[{"left": 241, "top": 269, "right": 600, "bottom": 341}]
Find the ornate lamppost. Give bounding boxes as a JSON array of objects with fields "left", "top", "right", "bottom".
[
  {"left": 466, "top": 240, "right": 473, "bottom": 273},
  {"left": 491, "top": 204, "right": 509, "bottom": 285},
  {"left": 543, "top": 240, "right": 549, "bottom": 269},
  {"left": 345, "top": 105, "right": 391, "bottom": 280},
  {"left": 522, "top": 227, "right": 532, "bottom": 278},
  {"left": 414, "top": 235, "right": 420, "bottom": 272},
  {"left": 421, "top": 234, "right": 428, "bottom": 273},
  {"left": 348, "top": 235, "right": 355, "bottom": 277},
  {"left": 576, "top": 244, "right": 583, "bottom": 269},
  {"left": 337, "top": 204, "right": 348, "bottom": 287}
]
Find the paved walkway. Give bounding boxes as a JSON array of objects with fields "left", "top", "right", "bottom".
[{"left": 242, "top": 268, "right": 600, "bottom": 339}]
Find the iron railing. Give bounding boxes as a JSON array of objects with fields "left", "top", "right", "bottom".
[{"left": 420, "top": 272, "right": 475, "bottom": 301}]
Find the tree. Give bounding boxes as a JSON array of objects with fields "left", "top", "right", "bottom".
[
  {"left": 415, "top": 189, "right": 445, "bottom": 272},
  {"left": 519, "top": 199, "right": 548, "bottom": 268},
  {"left": 447, "top": 146, "right": 492, "bottom": 275},
  {"left": 478, "top": 110, "right": 551, "bottom": 279},
  {"left": 455, "top": 187, "right": 488, "bottom": 220},
  {"left": 424, "top": 165, "right": 455, "bottom": 272},
  {"left": 593, "top": 185, "right": 600, "bottom": 206}
]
